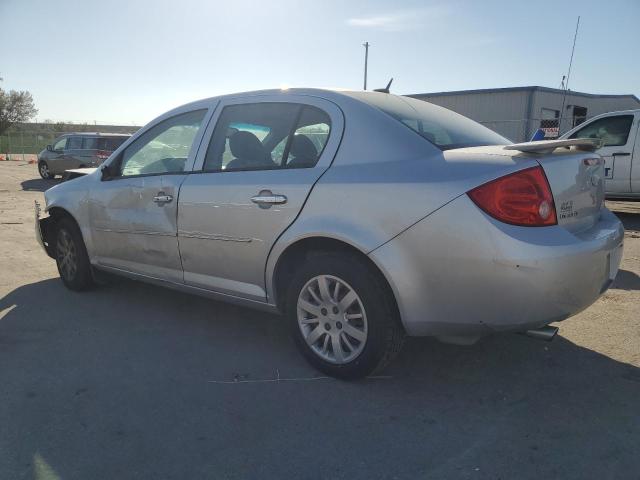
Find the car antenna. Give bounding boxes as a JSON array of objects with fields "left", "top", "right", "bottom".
[{"left": 374, "top": 78, "right": 393, "bottom": 93}]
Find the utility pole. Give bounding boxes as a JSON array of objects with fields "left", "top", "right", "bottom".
[{"left": 363, "top": 41, "right": 370, "bottom": 90}]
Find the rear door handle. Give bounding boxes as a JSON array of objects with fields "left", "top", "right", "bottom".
[
  {"left": 612, "top": 152, "right": 630, "bottom": 156},
  {"left": 153, "top": 192, "right": 173, "bottom": 204},
  {"left": 251, "top": 192, "right": 287, "bottom": 206}
]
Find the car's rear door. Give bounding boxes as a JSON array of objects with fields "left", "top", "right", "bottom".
[
  {"left": 89, "top": 106, "right": 213, "bottom": 282},
  {"left": 178, "top": 95, "right": 343, "bottom": 301},
  {"left": 80, "top": 136, "right": 99, "bottom": 166}
]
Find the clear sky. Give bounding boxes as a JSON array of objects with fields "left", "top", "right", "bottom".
[{"left": 1, "top": 0, "right": 638, "bottom": 125}]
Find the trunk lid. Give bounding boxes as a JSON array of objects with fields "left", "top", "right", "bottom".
[
  {"left": 454, "top": 141, "right": 605, "bottom": 233},
  {"left": 505, "top": 140, "right": 604, "bottom": 233}
]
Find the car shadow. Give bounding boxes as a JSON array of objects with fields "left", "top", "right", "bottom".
[
  {"left": 1, "top": 277, "right": 639, "bottom": 479},
  {"left": 615, "top": 212, "right": 640, "bottom": 231},
  {"left": 607, "top": 200, "right": 640, "bottom": 231},
  {"left": 612, "top": 269, "right": 640, "bottom": 291},
  {"left": 20, "top": 178, "right": 61, "bottom": 192}
]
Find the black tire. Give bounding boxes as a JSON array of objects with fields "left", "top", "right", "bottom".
[
  {"left": 38, "top": 161, "right": 54, "bottom": 179},
  {"left": 285, "top": 251, "right": 404, "bottom": 380},
  {"left": 54, "top": 217, "right": 94, "bottom": 291}
]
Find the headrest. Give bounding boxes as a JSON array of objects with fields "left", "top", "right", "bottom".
[
  {"left": 229, "top": 131, "right": 265, "bottom": 161},
  {"left": 290, "top": 134, "right": 317, "bottom": 161}
]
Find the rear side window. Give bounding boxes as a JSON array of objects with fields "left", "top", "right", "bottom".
[
  {"left": 82, "top": 137, "right": 98, "bottom": 149},
  {"left": 344, "top": 92, "right": 509, "bottom": 150},
  {"left": 97, "top": 137, "right": 128, "bottom": 151},
  {"left": 66, "top": 136, "right": 83, "bottom": 150},
  {"left": 203, "top": 102, "right": 331, "bottom": 172},
  {"left": 569, "top": 115, "right": 634, "bottom": 147},
  {"left": 283, "top": 107, "right": 331, "bottom": 169}
]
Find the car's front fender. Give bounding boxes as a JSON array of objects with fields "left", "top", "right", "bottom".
[{"left": 43, "top": 173, "right": 95, "bottom": 256}]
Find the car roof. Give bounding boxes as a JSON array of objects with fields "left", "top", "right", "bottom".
[{"left": 157, "top": 88, "right": 398, "bottom": 122}]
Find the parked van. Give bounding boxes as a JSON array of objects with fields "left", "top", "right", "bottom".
[
  {"left": 561, "top": 109, "right": 639, "bottom": 198},
  {"left": 37, "top": 133, "right": 131, "bottom": 179}
]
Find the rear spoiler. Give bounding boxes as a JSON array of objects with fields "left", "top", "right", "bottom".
[{"left": 503, "top": 138, "right": 602, "bottom": 154}]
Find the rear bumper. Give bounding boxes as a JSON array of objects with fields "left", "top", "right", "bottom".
[{"left": 369, "top": 195, "right": 624, "bottom": 337}]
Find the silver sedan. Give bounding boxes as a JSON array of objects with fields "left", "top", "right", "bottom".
[{"left": 36, "top": 89, "right": 624, "bottom": 379}]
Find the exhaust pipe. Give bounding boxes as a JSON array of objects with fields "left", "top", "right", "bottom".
[{"left": 524, "top": 325, "right": 558, "bottom": 342}]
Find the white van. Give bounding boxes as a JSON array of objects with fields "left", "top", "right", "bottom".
[{"left": 560, "top": 109, "right": 639, "bottom": 198}]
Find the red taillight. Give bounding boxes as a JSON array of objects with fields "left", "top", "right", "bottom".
[
  {"left": 96, "top": 150, "right": 110, "bottom": 161},
  {"left": 467, "top": 166, "right": 557, "bottom": 227}
]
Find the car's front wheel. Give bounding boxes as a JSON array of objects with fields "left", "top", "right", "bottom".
[
  {"left": 55, "top": 217, "right": 94, "bottom": 291},
  {"left": 38, "top": 161, "right": 55, "bottom": 179},
  {"left": 286, "top": 252, "right": 404, "bottom": 379}
]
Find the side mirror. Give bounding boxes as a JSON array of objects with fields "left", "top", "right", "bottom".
[
  {"left": 101, "top": 164, "right": 114, "bottom": 181},
  {"left": 46, "top": 144, "right": 53, "bottom": 152}
]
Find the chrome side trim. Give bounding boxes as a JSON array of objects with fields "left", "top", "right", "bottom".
[{"left": 92, "top": 264, "right": 279, "bottom": 314}]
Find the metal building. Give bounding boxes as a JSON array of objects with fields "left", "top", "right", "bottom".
[{"left": 409, "top": 86, "right": 640, "bottom": 143}]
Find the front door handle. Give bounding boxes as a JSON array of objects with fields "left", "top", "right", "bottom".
[
  {"left": 612, "top": 152, "right": 630, "bottom": 157},
  {"left": 153, "top": 192, "right": 173, "bottom": 204},
  {"left": 251, "top": 191, "right": 287, "bottom": 206}
]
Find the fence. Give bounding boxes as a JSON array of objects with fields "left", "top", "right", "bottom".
[
  {"left": 478, "top": 117, "right": 582, "bottom": 144},
  {"left": 0, "top": 131, "right": 68, "bottom": 161},
  {"left": 0, "top": 123, "right": 140, "bottom": 161},
  {"left": 0, "top": 117, "right": 585, "bottom": 161}
]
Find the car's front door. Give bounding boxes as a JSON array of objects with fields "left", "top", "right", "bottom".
[
  {"left": 47, "top": 136, "right": 68, "bottom": 175},
  {"left": 88, "top": 107, "right": 211, "bottom": 282},
  {"left": 569, "top": 113, "right": 637, "bottom": 194},
  {"left": 178, "top": 96, "right": 343, "bottom": 301}
]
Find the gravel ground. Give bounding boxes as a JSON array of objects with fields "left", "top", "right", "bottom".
[{"left": 1, "top": 161, "right": 639, "bottom": 479}]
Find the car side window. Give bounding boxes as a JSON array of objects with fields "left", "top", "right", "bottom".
[
  {"left": 203, "top": 103, "right": 332, "bottom": 171},
  {"left": 569, "top": 115, "right": 634, "bottom": 147},
  {"left": 119, "top": 109, "right": 206, "bottom": 177},
  {"left": 52, "top": 137, "right": 67, "bottom": 152},
  {"left": 203, "top": 103, "right": 299, "bottom": 172},
  {"left": 82, "top": 137, "right": 98, "bottom": 150},
  {"left": 66, "top": 136, "right": 83, "bottom": 150},
  {"left": 284, "top": 107, "right": 331, "bottom": 169}
]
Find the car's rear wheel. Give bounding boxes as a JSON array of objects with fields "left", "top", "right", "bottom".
[
  {"left": 38, "top": 161, "right": 54, "bottom": 179},
  {"left": 55, "top": 217, "right": 94, "bottom": 291},
  {"left": 285, "top": 252, "right": 404, "bottom": 379}
]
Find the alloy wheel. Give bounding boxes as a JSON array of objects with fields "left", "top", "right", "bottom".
[
  {"left": 40, "top": 163, "right": 50, "bottom": 178},
  {"left": 56, "top": 229, "right": 78, "bottom": 280},
  {"left": 296, "top": 275, "right": 368, "bottom": 364}
]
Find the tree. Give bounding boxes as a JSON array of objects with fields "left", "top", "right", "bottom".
[{"left": 0, "top": 79, "right": 38, "bottom": 135}]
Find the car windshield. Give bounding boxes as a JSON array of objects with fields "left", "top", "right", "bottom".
[{"left": 346, "top": 92, "right": 510, "bottom": 150}]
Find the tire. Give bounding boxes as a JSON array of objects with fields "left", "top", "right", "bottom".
[
  {"left": 285, "top": 251, "right": 404, "bottom": 380},
  {"left": 54, "top": 217, "right": 94, "bottom": 291},
  {"left": 38, "top": 161, "right": 54, "bottom": 179}
]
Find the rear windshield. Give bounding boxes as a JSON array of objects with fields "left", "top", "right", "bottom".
[{"left": 346, "top": 92, "right": 510, "bottom": 150}]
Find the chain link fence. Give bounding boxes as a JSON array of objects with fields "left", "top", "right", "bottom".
[
  {"left": 0, "top": 131, "right": 67, "bottom": 161},
  {"left": 478, "top": 117, "right": 580, "bottom": 143},
  {"left": 0, "top": 124, "right": 140, "bottom": 161},
  {"left": 0, "top": 117, "right": 584, "bottom": 162}
]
